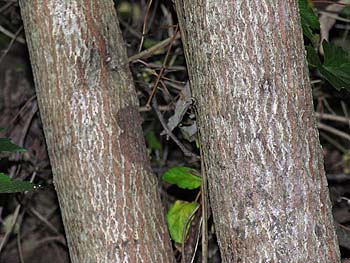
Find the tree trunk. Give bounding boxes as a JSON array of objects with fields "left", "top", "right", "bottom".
[
  {"left": 19, "top": 1, "right": 175, "bottom": 262},
  {"left": 175, "top": 0, "right": 341, "bottom": 262}
]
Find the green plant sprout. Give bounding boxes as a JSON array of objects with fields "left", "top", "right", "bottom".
[
  {"left": 0, "top": 128, "right": 39, "bottom": 193},
  {"left": 299, "top": 0, "right": 350, "bottom": 90},
  {"left": 162, "top": 166, "right": 202, "bottom": 243}
]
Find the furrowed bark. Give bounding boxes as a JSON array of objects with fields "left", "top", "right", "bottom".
[
  {"left": 19, "top": 1, "right": 175, "bottom": 262},
  {"left": 175, "top": 0, "right": 341, "bottom": 262}
]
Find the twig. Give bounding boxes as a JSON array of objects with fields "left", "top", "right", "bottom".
[
  {"left": 199, "top": 135, "right": 208, "bottom": 263},
  {"left": 319, "top": 11, "right": 350, "bottom": 23},
  {"left": 17, "top": 226, "right": 24, "bottom": 263},
  {"left": 34, "top": 236, "right": 67, "bottom": 247},
  {"left": 341, "top": 100, "right": 350, "bottom": 130},
  {"left": 146, "top": 25, "right": 179, "bottom": 108},
  {"left": 119, "top": 19, "right": 142, "bottom": 39},
  {"left": 313, "top": 1, "right": 350, "bottom": 7},
  {"left": 318, "top": 122, "right": 350, "bottom": 141},
  {"left": 139, "top": 105, "right": 170, "bottom": 112},
  {"left": 192, "top": 99, "right": 209, "bottom": 263},
  {"left": 28, "top": 207, "right": 61, "bottom": 235},
  {"left": 0, "top": 25, "right": 24, "bottom": 65},
  {"left": 151, "top": 94, "right": 199, "bottom": 159},
  {"left": 9, "top": 96, "right": 37, "bottom": 126},
  {"left": 136, "top": 59, "right": 186, "bottom": 71},
  {"left": 0, "top": 2, "right": 13, "bottom": 13},
  {"left": 0, "top": 204, "right": 21, "bottom": 253},
  {"left": 160, "top": 3, "right": 174, "bottom": 37},
  {"left": 190, "top": 217, "right": 202, "bottom": 263},
  {"left": 129, "top": 32, "right": 180, "bottom": 62},
  {"left": 322, "top": 97, "right": 338, "bottom": 115},
  {"left": 181, "top": 204, "right": 200, "bottom": 263},
  {"left": 138, "top": 0, "right": 154, "bottom": 52},
  {"left": 0, "top": 25, "right": 25, "bottom": 44},
  {"left": 327, "top": 173, "right": 350, "bottom": 182},
  {"left": 315, "top": 112, "right": 350, "bottom": 124},
  {"left": 14, "top": 100, "right": 38, "bottom": 148},
  {"left": 320, "top": 131, "right": 348, "bottom": 153}
]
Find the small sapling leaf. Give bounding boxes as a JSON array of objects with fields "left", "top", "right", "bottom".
[
  {"left": 162, "top": 166, "right": 201, "bottom": 190},
  {"left": 298, "top": 0, "right": 320, "bottom": 47},
  {"left": 166, "top": 200, "right": 198, "bottom": 243},
  {"left": 0, "top": 173, "right": 38, "bottom": 193},
  {"left": 307, "top": 42, "right": 350, "bottom": 90},
  {"left": 0, "top": 138, "right": 26, "bottom": 152},
  {"left": 145, "top": 129, "right": 162, "bottom": 151}
]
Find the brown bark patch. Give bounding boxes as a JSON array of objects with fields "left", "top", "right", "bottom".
[{"left": 116, "top": 105, "right": 151, "bottom": 173}]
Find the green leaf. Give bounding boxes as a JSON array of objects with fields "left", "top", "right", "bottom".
[
  {"left": 162, "top": 167, "right": 201, "bottom": 190},
  {"left": 145, "top": 129, "right": 161, "bottom": 151},
  {"left": 298, "top": 0, "right": 320, "bottom": 46},
  {"left": 307, "top": 42, "right": 350, "bottom": 90},
  {"left": 166, "top": 200, "right": 198, "bottom": 243},
  {"left": 306, "top": 45, "right": 322, "bottom": 68},
  {"left": 340, "top": 6, "right": 350, "bottom": 17},
  {"left": 0, "top": 138, "right": 26, "bottom": 152},
  {"left": 0, "top": 173, "right": 37, "bottom": 193}
]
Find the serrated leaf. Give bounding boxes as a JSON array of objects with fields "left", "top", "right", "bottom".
[
  {"left": 322, "top": 42, "right": 350, "bottom": 90},
  {"left": 145, "top": 129, "right": 161, "bottom": 151},
  {"left": 0, "top": 138, "right": 26, "bottom": 152},
  {"left": 162, "top": 167, "right": 201, "bottom": 190},
  {"left": 166, "top": 200, "right": 198, "bottom": 243},
  {"left": 298, "top": 0, "right": 320, "bottom": 46},
  {"left": 0, "top": 173, "right": 37, "bottom": 193},
  {"left": 307, "top": 42, "right": 350, "bottom": 90}
]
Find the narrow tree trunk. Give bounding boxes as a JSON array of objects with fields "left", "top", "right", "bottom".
[
  {"left": 175, "top": 0, "right": 340, "bottom": 262},
  {"left": 19, "top": 1, "right": 175, "bottom": 262}
]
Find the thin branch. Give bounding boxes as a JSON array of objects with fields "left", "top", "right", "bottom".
[
  {"left": 181, "top": 204, "right": 200, "bottom": 263},
  {"left": 0, "top": 25, "right": 25, "bottom": 44},
  {"left": 138, "top": 0, "right": 153, "bottom": 52},
  {"left": 341, "top": 100, "right": 350, "bottom": 130},
  {"left": 146, "top": 25, "right": 179, "bottom": 108},
  {"left": 119, "top": 19, "right": 142, "bottom": 39},
  {"left": 315, "top": 112, "right": 350, "bottom": 124},
  {"left": 139, "top": 105, "right": 170, "bottom": 112},
  {"left": 319, "top": 11, "right": 350, "bottom": 23},
  {"left": 0, "top": 2, "right": 13, "bottom": 13},
  {"left": 318, "top": 123, "right": 350, "bottom": 141},
  {"left": 28, "top": 207, "right": 61, "bottom": 235},
  {"left": 0, "top": 204, "right": 21, "bottom": 253},
  {"left": 313, "top": 1, "right": 350, "bottom": 7},
  {"left": 17, "top": 229, "right": 24, "bottom": 263},
  {"left": 0, "top": 25, "right": 24, "bottom": 65},
  {"left": 151, "top": 94, "right": 199, "bottom": 159},
  {"left": 320, "top": 131, "right": 348, "bottom": 153},
  {"left": 129, "top": 32, "right": 180, "bottom": 62}
]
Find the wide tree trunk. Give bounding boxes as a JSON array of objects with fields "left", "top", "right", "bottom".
[
  {"left": 175, "top": 0, "right": 341, "bottom": 262},
  {"left": 19, "top": 1, "right": 175, "bottom": 262}
]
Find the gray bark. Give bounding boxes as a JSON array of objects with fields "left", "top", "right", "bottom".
[
  {"left": 19, "top": 1, "right": 175, "bottom": 262},
  {"left": 175, "top": 0, "right": 341, "bottom": 262}
]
